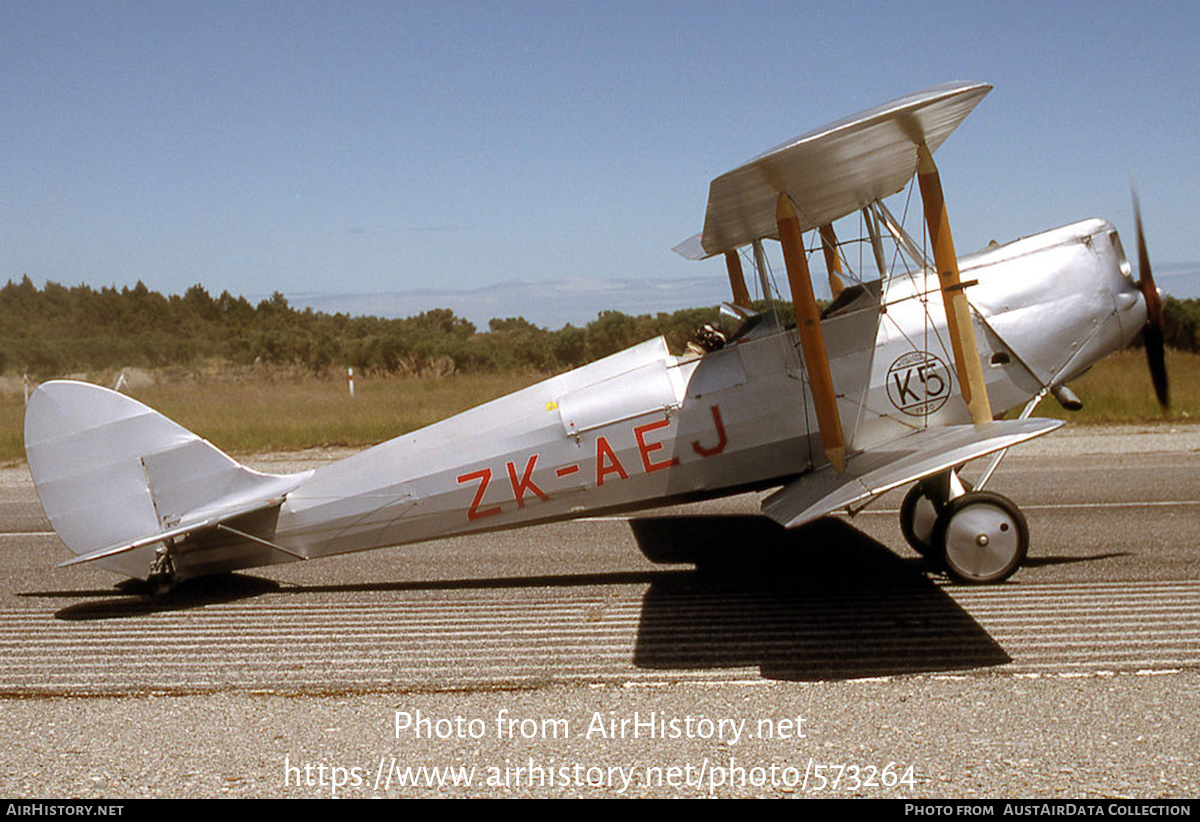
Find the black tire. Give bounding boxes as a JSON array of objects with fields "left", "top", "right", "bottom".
[
  {"left": 899, "top": 476, "right": 973, "bottom": 558},
  {"left": 932, "top": 491, "right": 1028, "bottom": 584},
  {"left": 148, "top": 573, "right": 176, "bottom": 596},
  {"left": 899, "top": 484, "right": 939, "bottom": 557}
]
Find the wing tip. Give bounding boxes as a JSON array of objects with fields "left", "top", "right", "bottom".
[{"left": 672, "top": 233, "right": 708, "bottom": 260}]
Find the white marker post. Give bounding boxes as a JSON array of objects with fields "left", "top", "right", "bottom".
[{"left": 348, "top": 367, "right": 355, "bottom": 398}]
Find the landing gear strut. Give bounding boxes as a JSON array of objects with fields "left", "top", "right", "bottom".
[
  {"left": 899, "top": 471, "right": 1027, "bottom": 584},
  {"left": 147, "top": 543, "right": 178, "bottom": 596}
]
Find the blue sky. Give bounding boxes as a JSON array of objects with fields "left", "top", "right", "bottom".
[{"left": 3, "top": 1, "right": 1198, "bottom": 327}]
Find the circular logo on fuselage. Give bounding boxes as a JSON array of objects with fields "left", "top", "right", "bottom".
[{"left": 886, "top": 351, "right": 953, "bottom": 417}]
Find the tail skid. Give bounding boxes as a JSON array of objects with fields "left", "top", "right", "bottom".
[{"left": 25, "top": 381, "right": 311, "bottom": 580}]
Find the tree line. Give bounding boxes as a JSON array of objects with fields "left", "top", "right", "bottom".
[
  {"left": 0, "top": 277, "right": 718, "bottom": 377},
  {"left": 2, "top": 276, "right": 1197, "bottom": 379}
]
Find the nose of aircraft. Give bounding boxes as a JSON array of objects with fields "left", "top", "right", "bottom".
[{"left": 1107, "top": 245, "right": 1146, "bottom": 345}]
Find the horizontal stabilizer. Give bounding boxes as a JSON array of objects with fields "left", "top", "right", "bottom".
[
  {"left": 762, "top": 418, "right": 1062, "bottom": 529},
  {"left": 56, "top": 495, "right": 296, "bottom": 567},
  {"left": 676, "top": 81, "right": 991, "bottom": 259}
]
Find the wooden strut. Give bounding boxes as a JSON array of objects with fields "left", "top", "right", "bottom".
[
  {"left": 776, "top": 194, "right": 846, "bottom": 473},
  {"left": 916, "top": 144, "right": 992, "bottom": 426},
  {"left": 818, "top": 224, "right": 847, "bottom": 299},
  {"left": 723, "top": 250, "right": 753, "bottom": 308}
]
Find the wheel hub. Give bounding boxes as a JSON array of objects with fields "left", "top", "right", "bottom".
[{"left": 944, "top": 502, "right": 1021, "bottom": 578}]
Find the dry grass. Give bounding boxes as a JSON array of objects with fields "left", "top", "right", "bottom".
[
  {"left": 3, "top": 350, "right": 1196, "bottom": 464},
  {"left": 1, "top": 371, "right": 539, "bottom": 464},
  {"left": 0, "top": 398, "right": 21, "bottom": 465},
  {"left": 135, "top": 372, "right": 541, "bottom": 454},
  {"left": 1030, "top": 348, "right": 1198, "bottom": 424}
]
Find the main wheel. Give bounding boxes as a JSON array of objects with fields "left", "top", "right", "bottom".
[
  {"left": 899, "top": 476, "right": 973, "bottom": 558},
  {"left": 932, "top": 491, "right": 1028, "bottom": 584},
  {"left": 899, "top": 484, "right": 940, "bottom": 557}
]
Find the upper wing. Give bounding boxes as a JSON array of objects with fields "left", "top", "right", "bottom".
[
  {"left": 761, "top": 418, "right": 1061, "bottom": 529},
  {"left": 675, "top": 81, "right": 991, "bottom": 259}
]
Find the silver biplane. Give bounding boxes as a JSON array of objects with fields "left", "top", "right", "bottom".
[{"left": 25, "top": 82, "right": 1168, "bottom": 593}]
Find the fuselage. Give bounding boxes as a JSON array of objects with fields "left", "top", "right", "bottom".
[{"left": 233, "top": 217, "right": 1144, "bottom": 574}]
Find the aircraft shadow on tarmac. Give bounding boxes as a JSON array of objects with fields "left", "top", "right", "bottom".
[
  {"left": 46, "top": 575, "right": 282, "bottom": 620},
  {"left": 43, "top": 570, "right": 687, "bottom": 621},
  {"left": 39, "top": 517, "right": 1111, "bottom": 677},
  {"left": 1022, "top": 553, "right": 1130, "bottom": 569},
  {"left": 628, "top": 515, "right": 1012, "bottom": 681}
]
